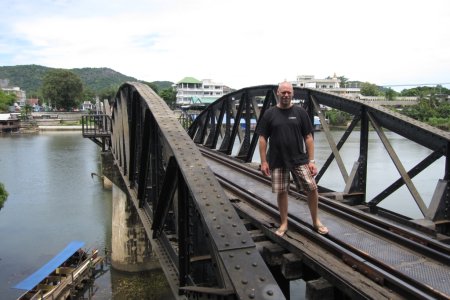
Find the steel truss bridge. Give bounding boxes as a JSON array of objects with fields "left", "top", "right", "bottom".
[{"left": 83, "top": 82, "right": 450, "bottom": 300}]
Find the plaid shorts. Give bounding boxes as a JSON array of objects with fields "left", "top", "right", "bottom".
[{"left": 271, "top": 164, "right": 317, "bottom": 193}]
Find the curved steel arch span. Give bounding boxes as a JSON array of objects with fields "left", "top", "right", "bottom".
[
  {"left": 109, "top": 82, "right": 285, "bottom": 299},
  {"left": 188, "top": 85, "right": 450, "bottom": 230}
]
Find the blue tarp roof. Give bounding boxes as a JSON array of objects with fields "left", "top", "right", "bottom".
[{"left": 13, "top": 241, "right": 85, "bottom": 290}]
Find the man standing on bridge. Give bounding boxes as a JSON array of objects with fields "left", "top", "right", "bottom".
[{"left": 256, "top": 81, "right": 328, "bottom": 237}]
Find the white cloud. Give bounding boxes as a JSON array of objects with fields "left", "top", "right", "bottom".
[{"left": 1, "top": 0, "right": 449, "bottom": 90}]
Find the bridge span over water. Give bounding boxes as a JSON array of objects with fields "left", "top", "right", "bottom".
[{"left": 83, "top": 82, "right": 450, "bottom": 300}]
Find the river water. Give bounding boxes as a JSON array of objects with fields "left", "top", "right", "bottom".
[
  {"left": 0, "top": 130, "right": 445, "bottom": 299},
  {"left": 0, "top": 132, "right": 173, "bottom": 300}
]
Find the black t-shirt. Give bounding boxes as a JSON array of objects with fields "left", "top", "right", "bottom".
[{"left": 256, "top": 105, "right": 313, "bottom": 169}]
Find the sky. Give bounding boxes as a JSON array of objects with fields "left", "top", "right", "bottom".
[{"left": 1, "top": 0, "right": 449, "bottom": 91}]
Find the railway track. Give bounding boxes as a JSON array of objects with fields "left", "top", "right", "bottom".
[{"left": 200, "top": 146, "right": 450, "bottom": 300}]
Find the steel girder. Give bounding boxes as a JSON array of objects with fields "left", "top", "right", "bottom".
[
  {"left": 188, "top": 85, "right": 450, "bottom": 231},
  {"left": 109, "top": 82, "right": 285, "bottom": 299}
]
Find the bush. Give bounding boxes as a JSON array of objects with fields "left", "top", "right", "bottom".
[
  {"left": 0, "top": 182, "right": 8, "bottom": 210},
  {"left": 325, "top": 110, "right": 351, "bottom": 126},
  {"left": 427, "top": 117, "right": 450, "bottom": 131}
]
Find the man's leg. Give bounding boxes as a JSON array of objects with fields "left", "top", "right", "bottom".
[
  {"left": 307, "top": 189, "right": 328, "bottom": 234},
  {"left": 292, "top": 165, "right": 328, "bottom": 235},
  {"left": 277, "top": 191, "right": 289, "bottom": 233}
]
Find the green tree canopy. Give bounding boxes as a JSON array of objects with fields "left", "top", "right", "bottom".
[
  {"left": 0, "top": 182, "right": 8, "bottom": 210},
  {"left": 384, "top": 88, "right": 397, "bottom": 100},
  {"left": 41, "top": 69, "right": 83, "bottom": 110},
  {"left": 0, "top": 90, "right": 16, "bottom": 112},
  {"left": 98, "top": 86, "right": 119, "bottom": 104},
  {"left": 338, "top": 76, "right": 348, "bottom": 88},
  {"left": 360, "top": 82, "right": 381, "bottom": 96},
  {"left": 159, "top": 88, "right": 177, "bottom": 107}
]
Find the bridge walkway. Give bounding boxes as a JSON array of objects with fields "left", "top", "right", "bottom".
[{"left": 203, "top": 149, "right": 450, "bottom": 299}]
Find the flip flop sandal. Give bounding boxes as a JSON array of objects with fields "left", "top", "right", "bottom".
[
  {"left": 275, "top": 228, "right": 288, "bottom": 237},
  {"left": 315, "top": 225, "right": 329, "bottom": 235}
]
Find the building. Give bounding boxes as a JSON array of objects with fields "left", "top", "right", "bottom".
[
  {"left": 81, "top": 101, "right": 94, "bottom": 111},
  {"left": 174, "top": 77, "right": 226, "bottom": 107},
  {"left": 0, "top": 113, "right": 20, "bottom": 133},
  {"left": 1, "top": 86, "right": 27, "bottom": 107},
  {"left": 293, "top": 74, "right": 340, "bottom": 89},
  {"left": 292, "top": 74, "right": 361, "bottom": 99}
]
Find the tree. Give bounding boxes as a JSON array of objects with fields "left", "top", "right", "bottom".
[
  {"left": 21, "top": 104, "right": 33, "bottom": 119},
  {"left": 338, "top": 76, "right": 348, "bottom": 88},
  {"left": 159, "top": 88, "right": 177, "bottom": 107},
  {"left": 41, "top": 69, "right": 83, "bottom": 110},
  {"left": 384, "top": 88, "right": 397, "bottom": 100},
  {"left": 0, "top": 182, "right": 8, "bottom": 210},
  {"left": 0, "top": 90, "right": 16, "bottom": 112},
  {"left": 98, "top": 86, "right": 119, "bottom": 104},
  {"left": 360, "top": 82, "right": 381, "bottom": 96}
]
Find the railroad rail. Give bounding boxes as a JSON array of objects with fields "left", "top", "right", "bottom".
[{"left": 201, "top": 146, "right": 450, "bottom": 299}]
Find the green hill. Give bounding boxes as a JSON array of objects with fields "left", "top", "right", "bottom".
[{"left": 0, "top": 64, "right": 173, "bottom": 95}]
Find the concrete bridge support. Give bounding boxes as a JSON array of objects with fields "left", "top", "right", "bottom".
[{"left": 111, "top": 183, "right": 160, "bottom": 272}]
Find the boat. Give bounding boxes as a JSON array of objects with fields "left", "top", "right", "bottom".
[{"left": 13, "top": 241, "right": 103, "bottom": 300}]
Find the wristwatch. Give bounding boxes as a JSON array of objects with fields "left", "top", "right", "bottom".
[{"left": 309, "top": 159, "right": 315, "bottom": 163}]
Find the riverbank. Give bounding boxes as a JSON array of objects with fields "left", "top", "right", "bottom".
[{"left": 38, "top": 125, "right": 82, "bottom": 131}]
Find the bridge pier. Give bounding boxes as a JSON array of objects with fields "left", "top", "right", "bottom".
[{"left": 111, "top": 183, "right": 160, "bottom": 272}]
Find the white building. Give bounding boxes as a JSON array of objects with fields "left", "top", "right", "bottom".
[
  {"left": 175, "top": 77, "right": 226, "bottom": 106},
  {"left": 1, "top": 86, "right": 27, "bottom": 106},
  {"left": 292, "top": 74, "right": 361, "bottom": 99}
]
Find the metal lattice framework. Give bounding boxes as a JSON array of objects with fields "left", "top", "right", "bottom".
[
  {"left": 108, "top": 82, "right": 285, "bottom": 299},
  {"left": 188, "top": 85, "right": 450, "bottom": 232}
]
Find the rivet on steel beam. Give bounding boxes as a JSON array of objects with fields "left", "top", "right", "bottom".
[
  {"left": 216, "top": 225, "right": 221, "bottom": 229},
  {"left": 259, "top": 277, "right": 266, "bottom": 282},
  {"left": 225, "top": 242, "right": 229, "bottom": 246},
  {"left": 241, "top": 240, "right": 246, "bottom": 244},
  {"left": 220, "top": 234, "right": 225, "bottom": 237},
  {"left": 229, "top": 253, "right": 234, "bottom": 258},
  {"left": 212, "top": 217, "right": 217, "bottom": 221},
  {"left": 267, "top": 290, "right": 274, "bottom": 296},
  {"left": 249, "top": 290, "right": 255, "bottom": 299},
  {"left": 241, "top": 280, "right": 248, "bottom": 284},
  {"left": 252, "top": 262, "right": 257, "bottom": 267},
  {"left": 210, "top": 209, "right": 214, "bottom": 213},
  {"left": 228, "top": 216, "right": 232, "bottom": 219},
  {"left": 237, "top": 231, "right": 241, "bottom": 235},
  {"left": 235, "top": 265, "right": 240, "bottom": 270},
  {"left": 246, "top": 250, "right": 252, "bottom": 255}
]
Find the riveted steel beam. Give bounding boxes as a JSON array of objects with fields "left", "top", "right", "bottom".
[{"left": 109, "top": 82, "right": 285, "bottom": 299}]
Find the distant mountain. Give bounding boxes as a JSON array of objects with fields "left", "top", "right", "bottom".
[{"left": 0, "top": 64, "right": 173, "bottom": 95}]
